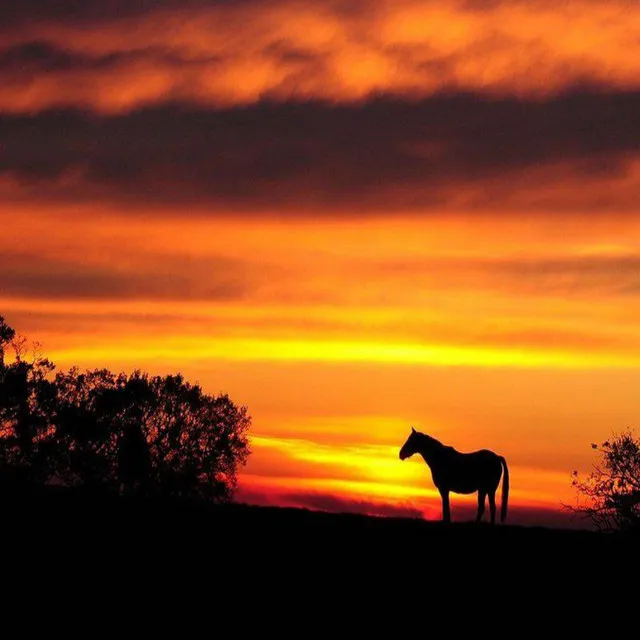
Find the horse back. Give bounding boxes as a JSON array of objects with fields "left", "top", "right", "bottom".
[{"left": 435, "top": 447, "right": 503, "bottom": 493}]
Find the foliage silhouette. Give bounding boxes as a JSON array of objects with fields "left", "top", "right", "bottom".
[
  {"left": 0, "top": 317, "right": 15, "bottom": 364},
  {"left": 0, "top": 316, "right": 251, "bottom": 500},
  {"left": 0, "top": 318, "right": 56, "bottom": 467},
  {"left": 399, "top": 427, "right": 509, "bottom": 524},
  {"left": 568, "top": 430, "right": 640, "bottom": 531}
]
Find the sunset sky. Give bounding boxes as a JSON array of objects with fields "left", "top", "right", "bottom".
[{"left": 2, "top": 0, "right": 640, "bottom": 526}]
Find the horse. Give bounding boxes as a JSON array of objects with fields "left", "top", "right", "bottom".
[{"left": 399, "top": 427, "right": 509, "bottom": 524}]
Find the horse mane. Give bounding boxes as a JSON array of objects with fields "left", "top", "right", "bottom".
[{"left": 416, "top": 432, "right": 445, "bottom": 449}]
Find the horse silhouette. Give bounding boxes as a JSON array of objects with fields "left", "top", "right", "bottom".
[{"left": 399, "top": 427, "right": 509, "bottom": 524}]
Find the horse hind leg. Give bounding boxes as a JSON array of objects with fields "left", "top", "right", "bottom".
[
  {"left": 488, "top": 491, "right": 496, "bottom": 525},
  {"left": 439, "top": 489, "right": 451, "bottom": 523},
  {"left": 476, "top": 491, "right": 487, "bottom": 523}
]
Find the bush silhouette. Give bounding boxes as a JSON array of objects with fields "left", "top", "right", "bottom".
[
  {"left": 0, "top": 316, "right": 251, "bottom": 500},
  {"left": 569, "top": 430, "right": 640, "bottom": 531}
]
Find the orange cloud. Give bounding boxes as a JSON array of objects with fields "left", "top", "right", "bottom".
[{"left": 1, "top": 1, "right": 640, "bottom": 113}]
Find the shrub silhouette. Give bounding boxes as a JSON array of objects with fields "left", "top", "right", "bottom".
[
  {"left": 569, "top": 430, "right": 640, "bottom": 531},
  {"left": 0, "top": 316, "right": 251, "bottom": 500}
]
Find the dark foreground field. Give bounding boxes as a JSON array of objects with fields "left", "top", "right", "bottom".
[
  {"left": 4, "top": 487, "right": 635, "bottom": 576},
  {"left": 3, "top": 486, "right": 638, "bottom": 629}
]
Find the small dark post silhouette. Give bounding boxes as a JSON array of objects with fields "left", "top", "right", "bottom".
[
  {"left": 399, "top": 427, "right": 509, "bottom": 524},
  {"left": 117, "top": 423, "right": 151, "bottom": 495}
]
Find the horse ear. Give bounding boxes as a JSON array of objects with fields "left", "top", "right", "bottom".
[{"left": 411, "top": 426, "right": 416, "bottom": 433}]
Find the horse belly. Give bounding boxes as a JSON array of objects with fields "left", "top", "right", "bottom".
[
  {"left": 449, "top": 482, "right": 478, "bottom": 495},
  {"left": 432, "top": 469, "right": 479, "bottom": 494}
]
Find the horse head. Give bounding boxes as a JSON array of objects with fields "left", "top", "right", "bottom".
[{"left": 399, "top": 426, "right": 421, "bottom": 460}]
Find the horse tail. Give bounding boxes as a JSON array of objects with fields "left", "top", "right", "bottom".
[{"left": 499, "top": 456, "right": 509, "bottom": 523}]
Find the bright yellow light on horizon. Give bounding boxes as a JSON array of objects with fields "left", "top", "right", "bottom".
[{"left": 45, "top": 336, "right": 640, "bottom": 370}]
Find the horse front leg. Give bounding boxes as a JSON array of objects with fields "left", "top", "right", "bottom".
[{"left": 439, "top": 488, "right": 451, "bottom": 523}]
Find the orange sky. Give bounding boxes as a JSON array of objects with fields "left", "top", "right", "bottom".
[{"left": 2, "top": 0, "right": 640, "bottom": 526}]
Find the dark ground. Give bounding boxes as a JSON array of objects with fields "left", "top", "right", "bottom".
[
  {"left": 5, "top": 487, "right": 634, "bottom": 559},
  {"left": 2, "top": 486, "right": 637, "bottom": 622}
]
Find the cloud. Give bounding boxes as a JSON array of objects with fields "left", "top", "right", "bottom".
[
  {"left": 0, "top": 40, "right": 204, "bottom": 74},
  {"left": 237, "top": 487, "right": 425, "bottom": 519},
  {"left": 286, "top": 492, "right": 426, "bottom": 520},
  {"left": 237, "top": 486, "right": 583, "bottom": 528},
  {"left": 375, "top": 254, "right": 640, "bottom": 298},
  {"left": 2, "top": 91, "right": 640, "bottom": 213},
  {"left": 0, "top": 249, "right": 252, "bottom": 301},
  {"left": 1, "top": 1, "right": 640, "bottom": 113},
  {"left": 2, "top": 1, "right": 639, "bottom": 214},
  {"left": 0, "top": 0, "right": 229, "bottom": 27}
]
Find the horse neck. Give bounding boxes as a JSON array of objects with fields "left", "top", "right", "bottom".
[
  {"left": 417, "top": 436, "right": 445, "bottom": 467},
  {"left": 417, "top": 439, "right": 438, "bottom": 465}
]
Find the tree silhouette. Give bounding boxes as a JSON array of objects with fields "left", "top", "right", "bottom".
[
  {"left": 0, "top": 318, "right": 56, "bottom": 468},
  {"left": 0, "top": 317, "right": 251, "bottom": 500},
  {"left": 143, "top": 374, "right": 251, "bottom": 500},
  {"left": 0, "top": 316, "right": 15, "bottom": 367},
  {"left": 569, "top": 430, "right": 640, "bottom": 531}
]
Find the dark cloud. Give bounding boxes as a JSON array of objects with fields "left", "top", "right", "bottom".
[
  {"left": 0, "top": 1, "right": 232, "bottom": 27},
  {"left": 0, "top": 250, "right": 250, "bottom": 300},
  {"left": 287, "top": 493, "right": 425, "bottom": 519},
  {"left": 1, "top": 90, "right": 639, "bottom": 213},
  {"left": 0, "top": 41, "right": 86, "bottom": 72},
  {"left": 237, "top": 487, "right": 584, "bottom": 528},
  {"left": 0, "top": 1, "right": 629, "bottom": 28},
  {"left": 378, "top": 254, "right": 640, "bottom": 298},
  {"left": 237, "top": 488, "right": 425, "bottom": 519},
  {"left": 0, "top": 1, "right": 368, "bottom": 27},
  {"left": 0, "top": 41, "right": 220, "bottom": 73},
  {"left": 492, "top": 255, "right": 640, "bottom": 297}
]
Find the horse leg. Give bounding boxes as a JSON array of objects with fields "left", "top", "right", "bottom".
[
  {"left": 440, "top": 489, "right": 451, "bottom": 523},
  {"left": 476, "top": 491, "right": 487, "bottom": 522},
  {"left": 488, "top": 491, "right": 496, "bottom": 525}
]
